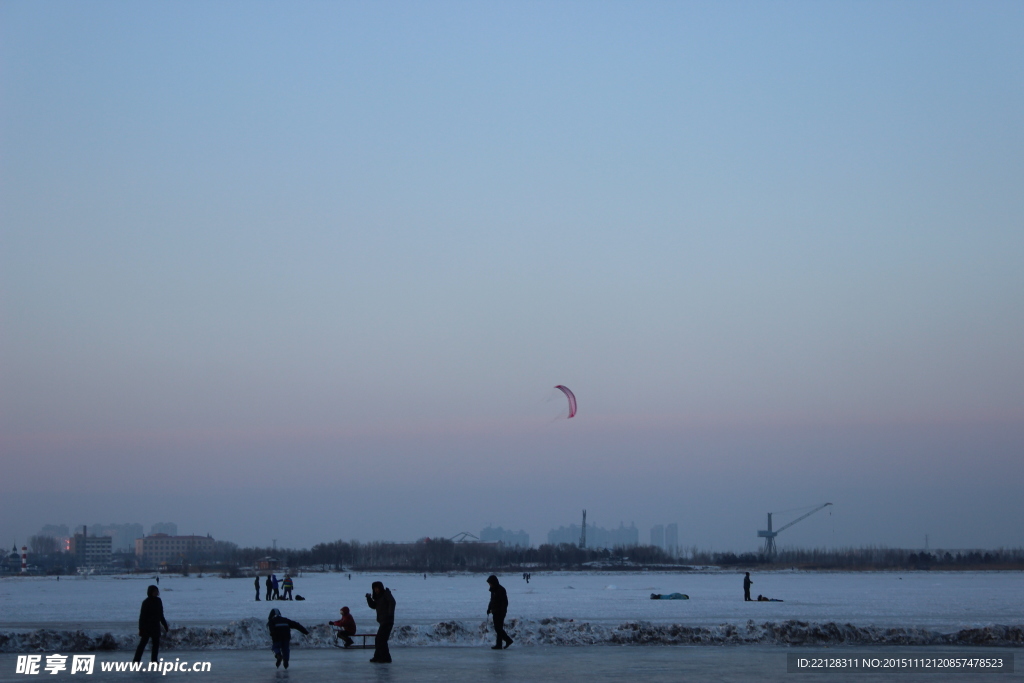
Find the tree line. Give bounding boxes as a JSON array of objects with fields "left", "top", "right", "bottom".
[
  {"left": 221, "top": 540, "right": 1024, "bottom": 572},
  {"left": 14, "top": 535, "right": 1024, "bottom": 574}
]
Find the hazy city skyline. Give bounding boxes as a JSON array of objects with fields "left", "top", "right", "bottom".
[{"left": 3, "top": 2, "right": 1022, "bottom": 552}]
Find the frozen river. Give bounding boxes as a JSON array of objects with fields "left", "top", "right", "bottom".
[
  {"left": 2, "top": 570, "right": 1022, "bottom": 651},
  {"left": 1, "top": 647, "right": 1020, "bottom": 683}
]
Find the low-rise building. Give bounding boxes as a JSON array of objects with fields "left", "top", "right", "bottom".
[
  {"left": 255, "top": 557, "right": 280, "bottom": 571},
  {"left": 69, "top": 533, "right": 113, "bottom": 568},
  {"left": 135, "top": 533, "right": 215, "bottom": 567}
]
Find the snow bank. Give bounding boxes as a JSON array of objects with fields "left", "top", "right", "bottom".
[{"left": 3, "top": 618, "right": 1022, "bottom": 652}]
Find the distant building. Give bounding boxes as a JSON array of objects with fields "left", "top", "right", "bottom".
[
  {"left": 480, "top": 526, "right": 530, "bottom": 548},
  {"left": 650, "top": 524, "right": 665, "bottom": 549},
  {"left": 548, "top": 521, "right": 639, "bottom": 549},
  {"left": 87, "top": 523, "right": 145, "bottom": 553},
  {"left": 2, "top": 545, "right": 24, "bottom": 573},
  {"left": 135, "top": 534, "right": 214, "bottom": 567},
  {"left": 665, "top": 523, "right": 679, "bottom": 557},
  {"left": 150, "top": 522, "right": 178, "bottom": 536},
  {"left": 255, "top": 557, "right": 280, "bottom": 571},
  {"left": 69, "top": 531, "right": 112, "bottom": 568}
]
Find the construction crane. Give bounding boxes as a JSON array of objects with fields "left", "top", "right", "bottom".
[{"left": 758, "top": 503, "right": 832, "bottom": 555}]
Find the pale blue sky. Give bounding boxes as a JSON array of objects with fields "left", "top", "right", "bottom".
[{"left": 2, "top": 1, "right": 1022, "bottom": 550}]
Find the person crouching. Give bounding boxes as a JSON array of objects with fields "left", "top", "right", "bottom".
[{"left": 330, "top": 606, "right": 356, "bottom": 647}]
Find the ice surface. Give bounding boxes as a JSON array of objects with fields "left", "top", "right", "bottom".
[
  {"left": 2, "top": 570, "right": 1022, "bottom": 652},
  {"left": 1, "top": 647, "right": 1021, "bottom": 683}
]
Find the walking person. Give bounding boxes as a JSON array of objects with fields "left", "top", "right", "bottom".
[
  {"left": 132, "top": 585, "right": 169, "bottom": 663},
  {"left": 267, "top": 608, "right": 309, "bottom": 669},
  {"left": 744, "top": 572, "right": 753, "bottom": 601},
  {"left": 486, "top": 575, "right": 514, "bottom": 649},
  {"left": 271, "top": 574, "right": 280, "bottom": 600},
  {"left": 365, "top": 581, "right": 396, "bottom": 663},
  {"left": 255, "top": 576, "right": 261, "bottom": 601}
]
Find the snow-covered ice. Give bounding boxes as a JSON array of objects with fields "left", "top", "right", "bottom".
[{"left": 1, "top": 570, "right": 1022, "bottom": 652}]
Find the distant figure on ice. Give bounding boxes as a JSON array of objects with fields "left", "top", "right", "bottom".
[
  {"left": 365, "top": 581, "right": 396, "bottom": 663},
  {"left": 744, "top": 572, "right": 753, "bottom": 601},
  {"left": 265, "top": 575, "right": 273, "bottom": 601},
  {"left": 255, "top": 576, "right": 261, "bottom": 601},
  {"left": 757, "top": 594, "right": 784, "bottom": 602},
  {"left": 486, "top": 575, "right": 514, "bottom": 650},
  {"left": 132, "top": 585, "right": 169, "bottom": 663},
  {"left": 330, "top": 606, "right": 357, "bottom": 647},
  {"left": 267, "top": 608, "right": 309, "bottom": 669},
  {"left": 271, "top": 574, "right": 280, "bottom": 600},
  {"left": 282, "top": 574, "right": 294, "bottom": 600}
]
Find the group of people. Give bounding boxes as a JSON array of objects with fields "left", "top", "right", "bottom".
[
  {"left": 131, "top": 580, "right": 391, "bottom": 669},
  {"left": 270, "top": 575, "right": 511, "bottom": 667},
  {"left": 266, "top": 580, "right": 399, "bottom": 665},
  {"left": 255, "top": 573, "right": 294, "bottom": 601},
  {"left": 138, "top": 572, "right": 789, "bottom": 668}
]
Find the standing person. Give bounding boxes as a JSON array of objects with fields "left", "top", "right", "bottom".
[
  {"left": 265, "top": 575, "right": 273, "bottom": 601},
  {"left": 329, "top": 606, "right": 357, "bottom": 648},
  {"left": 282, "top": 574, "right": 294, "bottom": 600},
  {"left": 132, "top": 585, "right": 169, "bottom": 663},
  {"left": 255, "top": 576, "right": 261, "bottom": 601},
  {"left": 744, "top": 572, "right": 753, "bottom": 601},
  {"left": 486, "top": 575, "right": 514, "bottom": 650},
  {"left": 271, "top": 574, "right": 280, "bottom": 600},
  {"left": 267, "top": 608, "right": 309, "bottom": 669},
  {"left": 365, "top": 581, "right": 396, "bottom": 663}
]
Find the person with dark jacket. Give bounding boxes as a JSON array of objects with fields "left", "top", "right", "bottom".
[
  {"left": 271, "top": 574, "right": 280, "bottom": 600},
  {"left": 329, "top": 606, "right": 357, "bottom": 647},
  {"left": 265, "top": 575, "right": 273, "bottom": 601},
  {"left": 132, "top": 585, "right": 169, "bottom": 663},
  {"left": 486, "top": 575, "right": 514, "bottom": 649},
  {"left": 255, "top": 576, "right": 261, "bottom": 601},
  {"left": 365, "top": 581, "right": 396, "bottom": 663},
  {"left": 744, "top": 572, "right": 753, "bottom": 601},
  {"left": 267, "top": 608, "right": 309, "bottom": 669}
]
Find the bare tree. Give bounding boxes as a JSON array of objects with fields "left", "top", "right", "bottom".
[{"left": 30, "top": 535, "right": 58, "bottom": 555}]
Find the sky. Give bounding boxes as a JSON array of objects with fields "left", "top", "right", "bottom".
[{"left": 2, "top": 1, "right": 1022, "bottom": 552}]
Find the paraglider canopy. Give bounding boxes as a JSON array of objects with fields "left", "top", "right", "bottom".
[{"left": 555, "top": 385, "right": 577, "bottom": 418}]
